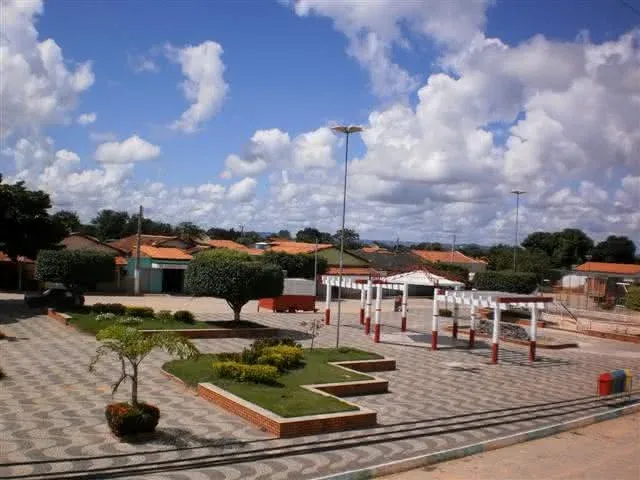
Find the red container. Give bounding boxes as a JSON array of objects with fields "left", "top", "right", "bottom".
[
  {"left": 598, "top": 372, "right": 613, "bottom": 396},
  {"left": 258, "top": 295, "right": 317, "bottom": 313}
]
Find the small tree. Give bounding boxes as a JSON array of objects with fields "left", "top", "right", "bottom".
[
  {"left": 35, "top": 249, "right": 115, "bottom": 292},
  {"left": 185, "top": 249, "right": 284, "bottom": 321},
  {"left": 259, "top": 251, "right": 328, "bottom": 279},
  {"left": 90, "top": 326, "right": 199, "bottom": 407}
]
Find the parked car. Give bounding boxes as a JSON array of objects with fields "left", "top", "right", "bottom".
[{"left": 24, "top": 287, "right": 85, "bottom": 309}]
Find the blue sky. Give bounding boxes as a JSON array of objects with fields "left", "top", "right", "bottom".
[{"left": 2, "top": 0, "right": 639, "bottom": 245}]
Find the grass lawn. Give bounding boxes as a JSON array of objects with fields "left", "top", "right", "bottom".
[
  {"left": 66, "top": 312, "right": 264, "bottom": 335},
  {"left": 164, "top": 348, "right": 383, "bottom": 417}
]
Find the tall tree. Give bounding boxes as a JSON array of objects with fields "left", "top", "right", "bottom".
[
  {"left": 91, "top": 210, "right": 130, "bottom": 241},
  {"left": 51, "top": 210, "right": 81, "bottom": 234},
  {"left": 591, "top": 236, "right": 636, "bottom": 263},
  {"left": 206, "top": 227, "right": 239, "bottom": 240},
  {"left": 522, "top": 229, "right": 593, "bottom": 268},
  {"left": 333, "top": 228, "right": 362, "bottom": 250},
  {"left": 123, "top": 215, "right": 174, "bottom": 236},
  {"left": 295, "top": 227, "right": 333, "bottom": 244},
  {"left": 0, "top": 179, "right": 66, "bottom": 260},
  {"left": 175, "top": 222, "right": 205, "bottom": 242},
  {"left": 277, "top": 229, "right": 292, "bottom": 240}
]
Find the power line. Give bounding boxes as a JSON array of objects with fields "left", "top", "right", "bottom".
[{"left": 618, "top": 0, "right": 640, "bottom": 17}]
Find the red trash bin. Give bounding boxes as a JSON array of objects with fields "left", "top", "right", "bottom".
[{"left": 598, "top": 372, "right": 613, "bottom": 396}]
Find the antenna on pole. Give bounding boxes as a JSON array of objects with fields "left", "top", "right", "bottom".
[{"left": 134, "top": 205, "right": 143, "bottom": 296}]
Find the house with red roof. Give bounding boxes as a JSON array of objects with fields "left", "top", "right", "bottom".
[{"left": 411, "top": 249, "right": 487, "bottom": 274}]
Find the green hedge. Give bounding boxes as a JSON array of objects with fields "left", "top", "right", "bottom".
[
  {"left": 212, "top": 361, "right": 280, "bottom": 384},
  {"left": 35, "top": 249, "right": 115, "bottom": 289},
  {"left": 173, "top": 310, "right": 195, "bottom": 323},
  {"left": 124, "top": 306, "right": 155, "bottom": 318},
  {"left": 473, "top": 271, "right": 538, "bottom": 294},
  {"left": 625, "top": 286, "right": 640, "bottom": 311},
  {"left": 259, "top": 251, "right": 328, "bottom": 279}
]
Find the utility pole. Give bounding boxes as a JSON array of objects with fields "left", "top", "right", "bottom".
[
  {"left": 511, "top": 190, "right": 526, "bottom": 271},
  {"left": 451, "top": 232, "right": 456, "bottom": 263},
  {"left": 134, "top": 205, "right": 143, "bottom": 295}
]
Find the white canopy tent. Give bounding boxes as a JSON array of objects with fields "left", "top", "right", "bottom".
[{"left": 384, "top": 270, "right": 465, "bottom": 288}]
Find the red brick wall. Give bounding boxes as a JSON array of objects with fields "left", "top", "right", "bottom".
[
  {"left": 316, "top": 381, "right": 388, "bottom": 396},
  {"left": 338, "top": 359, "right": 396, "bottom": 372}
]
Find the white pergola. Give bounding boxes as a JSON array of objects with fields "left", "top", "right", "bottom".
[{"left": 434, "top": 289, "right": 553, "bottom": 363}]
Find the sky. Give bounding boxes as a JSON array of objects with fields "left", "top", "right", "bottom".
[{"left": 1, "top": 0, "right": 639, "bottom": 246}]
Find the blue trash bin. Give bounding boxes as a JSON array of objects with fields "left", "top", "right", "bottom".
[{"left": 611, "top": 370, "right": 626, "bottom": 394}]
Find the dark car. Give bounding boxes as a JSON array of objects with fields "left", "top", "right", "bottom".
[{"left": 24, "top": 287, "right": 85, "bottom": 309}]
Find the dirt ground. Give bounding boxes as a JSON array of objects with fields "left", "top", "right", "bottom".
[{"left": 383, "top": 412, "right": 640, "bottom": 480}]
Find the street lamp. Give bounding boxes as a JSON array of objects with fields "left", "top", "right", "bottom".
[
  {"left": 511, "top": 190, "right": 526, "bottom": 271},
  {"left": 331, "top": 125, "right": 363, "bottom": 348}
]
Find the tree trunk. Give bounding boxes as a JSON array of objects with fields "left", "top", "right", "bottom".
[
  {"left": 233, "top": 305, "right": 242, "bottom": 322},
  {"left": 131, "top": 363, "right": 139, "bottom": 407}
]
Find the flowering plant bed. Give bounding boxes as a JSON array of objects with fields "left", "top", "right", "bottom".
[{"left": 105, "top": 402, "right": 160, "bottom": 437}]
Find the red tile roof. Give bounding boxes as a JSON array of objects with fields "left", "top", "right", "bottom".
[
  {"left": 65, "top": 232, "right": 127, "bottom": 254},
  {"left": 108, "top": 234, "right": 179, "bottom": 252},
  {"left": 267, "top": 241, "right": 334, "bottom": 255},
  {"left": 575, "top": 262, "right": 640, "bottom": 276},
  {"left": 203, "top": 239, "right": 251, "bottom": 251},
  {"left": 325, "top": 266, "right": 373, "bottom": 276},
  {"left": 411, "top": 250, "right": 487, "bottom": 264},
  {"left": 139, "top": 245, "right": 192, "bottom": 261},
  {"left": 114, "top": 256, "right": 128, "bottom": 266}
]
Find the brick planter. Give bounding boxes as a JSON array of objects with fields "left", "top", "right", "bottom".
[
  {"left": 581, "top": 330, "right": 640, "bottom": 344},
  {"left": 163, "top": 355, "right": 396, "bottom": 438},
  {"left": 140, "top": 327, "right": 279, "bottom": 339},
  {"left": 47, "top": 309, "right": 71, "bottom": 326}
]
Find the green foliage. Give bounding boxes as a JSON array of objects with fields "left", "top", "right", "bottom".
[
  {"left": 206, "top": 227, "right": 240, "bottom": 240},
  {"left": 117, "top": 316, "right": 144, "bottom": 325},
  {"left": 51, "top": 210, "right": 81, "bottom": 234},
  {"left": 411, "top": 242, "right": 443, "bottom": 251},
  {"left": 295, "top": 227, "right": 333, "bottom": 244},
  {"left": 438, "top": 308, "right": 453, "bottom": 317},
  {"left": 173, "top": 310, "right": 195, "bottom": 323},
  {"left": 212, "top": 361, "right": 280, "bottom": 385},
  {"left": 185, "top": 249, "right": 284, "bottom": 320},
  {"left": 473, "top": 271, "right": 538, "bottom": 294},
  {"left": 90, "top": 325, "right": 199, "bottom": 406},
  {"left": 591, "top": 236, "right": 636, "bottom": 264},
  {"left": 105, "top": 402, "right": 160, "bottom": 437},
  {"left": 92, "top": 303, "right": 126, "bottom": 315},
  {"left": 124, "top": 306, "right": 155, "bottom": 318},
  {"left": 156, "top": 310, "right": 173, "bottom": 322},
  {"left": 175, "top": 221, "right": 205, "bottom": 242},
  {"left": 0, "top": 179, "right": 66, "bottom": 260},
  {"left": 625, "top": 286, "right": 640, "bottom": 312},
  {"left": 259, "top": 251, "right": 328, "bottom": 279},
  {"left": 35, "top": 249, "right": 115, "bottom": 290},
  {"left": 260, "top": 345, "right": 304, "bottom": 371},
  {"left": 91, "top": 209, "right": 130, "bottom": 241},
  {"left": 96, "top": 312, "right": 117, "bottom": 322},
  {"left": 523, "top": 229, "right": 594, "bottom": 269},
  {"left": 427, "top": 261, "right": 469, "bottom": 281},
  {"left": 487, "top": 245, "right": 551, "bottom": 279},
  {"left": 240, "top": 337, "right": 301, "bottom": 366},
  {"left": 333, "top": 228, "right": 362, "bottom": 250},
  {"left": 276, "top": 229, "right": 292, "bottom": 239}
]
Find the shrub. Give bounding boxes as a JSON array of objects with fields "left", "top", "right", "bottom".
[
  {"left": 96, "top": 312, "right": 117, "bottom": 322},
  {"left": 117, "top": 316, "right": 144, "bottom": 325},
  {"left": 439, "top": 308, "right": 453, "bottom": 317},
  {"left": 258, "top": 251, "right": 328, "bottom": 279},
  {"left": 105, "top": 402, "right": 160, "bottom": 437},
  {"left": 625, "top": 286, "right": 640, "bottom": 312},
  {"left": 212, "top": 361, "right": 279, "bottom": 385},
  {"left": 173, "top": 310, "right": 195, "bottom": 324},
  {"left": 240, "top": 337, "right": 302, "bottom": 365},
  {"left": 92, "top": 303, "right": 126, "bottom": 315},
  {"left": 473, "top": 271, "right": 538, "bottom": 294},
  {"left": 257, "top": 352, "right": 287, "bottom": 371},
  {"left": 185, "top": 249, "right": 284, "bottom": 321},
  {"left": 262, "top": 345, "right": 304, "bottom": 370},
  {"left": 216, "top": 352, "right": 242, "bottom": 362},
  {"left": 156, "top": 310, "right": 173, "bottom": 323},
  {"left": 35, "top": 249, "right": 115, "bottom": 290},
  {"left": 125, "top": 306, "right": 155, "bottom": 318}
]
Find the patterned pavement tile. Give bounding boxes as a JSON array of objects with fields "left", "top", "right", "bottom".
[{"left": 1, "top": 296, "right": 639, "bottom": 479}]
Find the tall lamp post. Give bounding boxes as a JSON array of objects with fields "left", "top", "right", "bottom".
[
  {"left": 511, "top": 190, "right": 526, "bottom": 271},
  {"left": 331, "top": 125, "right": 363, "bottom": 348}
]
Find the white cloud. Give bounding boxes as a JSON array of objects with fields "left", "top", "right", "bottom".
[
  {"left": 0, "top": 0, "right": 95, "bottom": 138},
  {"left": 223, "top": 127, "right": 337, "bottom": 177},
  {"left": 94, "top": 135, "right": 161, "bottom": 164},
  {"left": 227, "top": 177, "right": 257, "bottom": 202},
  {"left": 292, "top": 0, "right": 490, "bottom": 98},
  {"left": 127, "top": 52, "right": 159, "bottom": 73},
  {"left": 166, "top": 41, "right": 228, "bottom": 133},
  {"left": 76, "top": 112, "right": 97, "bottom": 125}
]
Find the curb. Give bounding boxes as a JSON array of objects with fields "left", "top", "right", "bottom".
[{"left": 313, "top": 400, "right": 640, "bottom": 480}]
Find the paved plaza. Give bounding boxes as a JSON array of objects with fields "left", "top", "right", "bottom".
[{"left": 1, "top": 293, "right": 639, "bottom": 479}]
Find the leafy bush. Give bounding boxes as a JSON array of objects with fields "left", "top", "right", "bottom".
[
  {"left": 262, "top": 345, "right": 304, "bottom": 370},
  {"left": 258, "top": 251, "right": 328, "bottom": 279},
  {"left": 156, "top": 310, "right": 173, "bottom": 323},
  {"left": 96, "top": 312, "right": 117, "bottom": 322},
  {"left": 125, "top": 306, "right": 155, "bottom": 318},
  {"left": 173, "top": 310, "right": 195, "bottom": 324},
  {"left": 257, "top": 352, "right": 287, "bottom": 371},
  {"left": 216, "top": 352, "right": 242, "bottom": 362},
  {"left": 473, "top": 271, "right": 538, "bottom": 294},
  {"left": 105, "top": 402, "right": 160, "bottom": 437},
  {"left": 438, "top": 308, "right": 453, "bottom": 317},
  {"left": 92, "top": 303, "right": 126, "bottom": 315},
  {"left": 185, "top": 250, "right": 284, "bottom": 321},
  {"left": 625, "top": 286, "right": 640, "bottom": 312},
  {"left": 240, "top": 337, "right": 302, "bottom": 365},
  {"left": 212, "top": 361, "right": 280, "bottom": 385},
  {"left": 117, "top": 316, "right": 144, "bottom": 325},
  {"left": 35, "top": 249, "right": 115, "bottom": 290}
]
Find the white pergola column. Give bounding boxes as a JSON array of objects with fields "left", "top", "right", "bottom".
[
  {"left": 365, "top": 280, "right": 372, "bottom": 334},
  {"left": 469, "top": 292, "right": 477, "bottom": 348},
  {"left": 529, "top": 307, "right": 538, "bottom": 362},
  {"left": 431, "top": 288, "right": 439, "bottom": 350},
  {"left": 401, "top": 282, "right": 408, "bottom": 332},
  {"left": 492, "top": 306, "right": 501, "bottom": 364},
  {"left": 374, "top": 283, "right": 383, "bottom": 343},
  {"left": 359, "top": 284, "right": 366, "bottom": 325},
  {"left": 325, "top": 278, "right": 332, "bottom": 325},
  {"left": 452, "top": 292, "right": 459, "bottom": 339}
]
